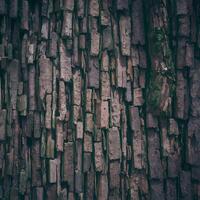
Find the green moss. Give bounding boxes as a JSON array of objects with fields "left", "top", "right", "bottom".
[
  {"left": 151, "top": 27, "right": 165, "bottom": 56},
  {"left": 147, "top": 27, "right": 176, "bottom": 114},
  {"left": 147, "top": 70, "right": 163, "bottom": 112}
]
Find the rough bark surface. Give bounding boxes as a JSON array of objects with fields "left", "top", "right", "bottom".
[{"left": 0, "top": 0, "right": 200, "bottom": 199}]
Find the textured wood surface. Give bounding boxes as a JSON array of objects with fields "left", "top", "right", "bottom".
[{"left": 0, "top": 0, "right": 200, "bottom": 199}]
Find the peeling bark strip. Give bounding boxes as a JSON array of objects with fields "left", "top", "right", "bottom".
[{"left": 0, "top": 0, "right": 199, "bottom": 199}]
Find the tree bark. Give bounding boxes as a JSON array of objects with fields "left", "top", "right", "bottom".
[{"left": 0, "top": 0, "right": 199, "bottom": 199}]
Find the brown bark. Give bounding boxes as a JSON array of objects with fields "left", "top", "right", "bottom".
[{"left": 0, "top": 0, "right": 199, "bottom": 199}]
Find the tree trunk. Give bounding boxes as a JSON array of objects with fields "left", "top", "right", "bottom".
[{"left": 0, "top": 0, "right": 199, "bottom": 199}]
